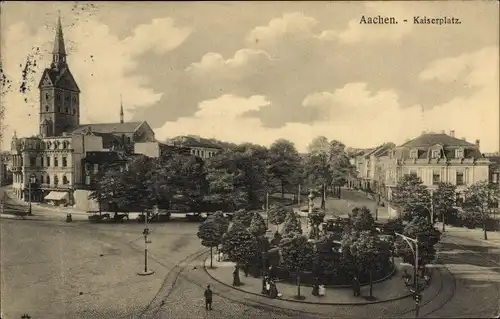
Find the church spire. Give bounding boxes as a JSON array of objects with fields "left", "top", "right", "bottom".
[
  {"left": 120, "top": 94, "right": 124, "bottom": 123},
  {"left": 51, "top": 12, "right": 67, "bottom": 69}
]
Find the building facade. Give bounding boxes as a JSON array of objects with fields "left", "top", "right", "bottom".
[
  {"left": 164, "top": 135, "right": 222, "bottom": 159},
  {"left": 352, "top": 131, "right": 491, "bottom": 202},
  {"left": 8, "top": 15, "right": 154, "bottom": 206}
]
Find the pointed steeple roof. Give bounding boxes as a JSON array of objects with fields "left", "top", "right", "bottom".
[
  {"left": 53, "top": 13, "right": 66, "bottom": 55},
  {"left": 51, "top": 12, "right": 67, "bottom": 70},
  {"left": 120, "top": 94, "right": 124, "bottom": 123}
]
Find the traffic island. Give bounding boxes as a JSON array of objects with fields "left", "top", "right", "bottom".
[{"left": 204, "top": 258, "right": 437, "bottom": 306}]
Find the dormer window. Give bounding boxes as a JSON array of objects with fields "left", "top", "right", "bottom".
[
  {"left": 432, "top": 149, "right": 440, "bottom": 159},
  {"left": 410, "top": 149, "right": 417, "bottom": 159},
  {"left": 455, "top": 148, "right": 464, "bottom": 159}
]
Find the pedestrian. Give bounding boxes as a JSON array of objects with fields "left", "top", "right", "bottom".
[
  {"left": 232, "top": 266, "right": 241, "bottom": 286},
  {"left": 318, "top": 284, "right": 325, "bottom": 297},
  {"left": 204, "top": 285, "right": 213, "bottom": 310},
  {"left": 312, "top": 276, "right": 319, "bottom": 296},
  {"left": 352, "top": 276, "right": 360, "bottom": 297}
]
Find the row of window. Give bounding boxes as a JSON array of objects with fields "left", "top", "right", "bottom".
[
  {"left": 44, "top": 105, "right": 77, "bottom": 115},
  {"left": 29, "top": 156, "right": 68, "bottom": 167},
  {"left": 12, "top": 174, "right": 69, "bottom": 185},
  {"left": 45, "top": 92, "right": 78, "bottom": 104},
  {"left": 409, "top": 149, "right": 465, "bottom": 159},
  {"left": 191, "top": 148, "right": 217, "bottom": 158},
  {"left": 409, "top": 170, "right": 465, "bottom": 185}
]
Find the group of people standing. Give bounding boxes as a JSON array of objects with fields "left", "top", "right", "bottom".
[{"left": 262, "top": 275, "right": 280, "bottom": 298}]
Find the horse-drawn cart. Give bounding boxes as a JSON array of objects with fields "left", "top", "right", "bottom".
[{"left": 87, "top": 211, "right": 111, "bottom": 223}]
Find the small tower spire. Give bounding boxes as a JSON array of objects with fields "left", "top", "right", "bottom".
[
  {"left": 120, "top": 94, "right": 124, "bottom": 124},
  {"left": 51, "top": 11, "right": 67, "bottom": 69}
]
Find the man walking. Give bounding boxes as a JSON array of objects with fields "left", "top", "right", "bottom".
[{"left": 204, "top": 285, "right": 213, "bottom": 310}]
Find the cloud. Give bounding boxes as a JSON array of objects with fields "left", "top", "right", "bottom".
[
  {"left": 1, "top": 15, "right": 191, "bottom": 149},
  {"left": 185, "top": 49, "right": 272, "bottom": 79},
  {"left": 158, "top": 46, "right": 498, "bottom": 153},
  {"left": 417, "top": 46, "right": 499, "bottom": 151},
  {"left": 245, "top": 12, "right": 318, "bottom": 46}
]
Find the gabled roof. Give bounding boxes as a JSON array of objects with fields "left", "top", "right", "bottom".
[
  {"left": 399, "top": 133, "right": 475, "bottom": 148},
  {"left": 37, "top": 67, "right": 80, "bottom": 92},
  {"left": 72, "top": 122, "right": 143, "bottom": 135},
  {"left": 166, "top": 135, "right": 222, "bottom": 149},
  {"left": 395, "top": 132, "right": 482, "bottom": 160}
]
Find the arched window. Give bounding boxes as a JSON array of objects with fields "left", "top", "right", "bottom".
[
  {"left": 72, "top": 109, "right": 76, "bottom": 115},
  {"left": 62, "top": 175, "right": 68, "bottom": 184},
  {"left": 45, "top": 105, "right": 49, "bottom": 112},
  {"left": 46, "top": 175, "right": 50, "bottom": 185},
  {"left": 62, "top": 141, "right": 67, "bottom": 149},
  {"left": 54, "top": 175, "right": 59, "bottom": 185},
  {"left": 65, "top": 107, "right": 68, "bottom": 113}
]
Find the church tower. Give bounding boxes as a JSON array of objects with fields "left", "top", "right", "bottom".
[{"left": 38, "top": 14, "right": 81, "bottom": 137}]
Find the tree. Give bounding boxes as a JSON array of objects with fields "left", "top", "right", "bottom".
[
  {"left": 279, "top": 234, "right": 314, "bottom": 299},
  {"left": 394, "top": 216, "right": 441, "bottom": 268},
  {"left": 462, "top": 181, "right": 499, "bottom": 240},
  {"left": 207, "top": 211, "right": 230, "bottom": 234},
  {"left": 391, "top": 174, "right": 432, "bottom": 221},
  {"left": 350, "top": 206, "right": 375, "bottom": 232},
  {"left": 88, "top": 160, "right": 137, "bottom": 213},
  {"left": 268, "top": 204, "right": 287, "bottom": 231},
  {"left": 381, "top": 217, "right": 404, "bottom": 236},
  {"left": 204, "top": 152, "right": 249, "bottom": 211},
  {"left": 432, "top": 183, "right": 457, "bottom": 232},
  {"left": 249, "top": 212, "right": 267, "bottom": 237},
  {"left": 308, "top": 211, "right": 325, "bottom": 240},
  {"left": 221, "top": 225, "right": 259, "bottom": 267},
  {"left": 305, "top": 136, "right": 331, "bottom": 210},
  {"left": 349, "top": 230, "right": 383, "bottom": 298},
  {"left": 268, "top": 139, "right": 303, "bottom": 198},
  {"left": 328, "top": 140, "right": 356, "bottom": 198},
  {"left": 197, "top": 220, "right": 223, "bottom": 268},
  {"left": 207, "top": 211, "right": 230, "bottom": 256},
  {"left": 305, "top": 137, "right": 355, "bottom": 208},
  {"left": 282, "top": 211, "right": 302, "bottom": 236},
  {"left": 232, "top": 209, "right": 253, "bottom": 227}
]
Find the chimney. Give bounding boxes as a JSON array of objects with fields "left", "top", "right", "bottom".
[
  {"left": 475, "top": 139, "right": 480, "bottom": 148},
  {"left": 461, "top": 137, "right": 466, "bottom": 141},
  {"left": 421, "top": 130, "right": 427, "bottom": 135},
  {"left": 440, "top": 130, "right": 446, "bottom": 134},
  {"left": 449, "top": 130, "right": 455, "bottom": 137}
]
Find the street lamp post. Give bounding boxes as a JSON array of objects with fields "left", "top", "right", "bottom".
[
  {"left": 395, "top": 232, "right": 420, "bottom": 318},
  {"left": 138, "top": 208, "right": 154, "bottom": 276},
  {"left": 28, "top": 174, "right": 36, "bottom": 215}
]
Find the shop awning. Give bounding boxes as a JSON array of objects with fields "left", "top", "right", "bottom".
[{"left": 44, "top": 191, "right": 68, "bottom": 201}]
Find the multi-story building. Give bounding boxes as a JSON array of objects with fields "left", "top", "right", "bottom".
[
  {"left": 352, "top": 131, "right": 491, "bottom": 203},
  {"left": 350, "top": 143, "right": 395, "bottom": 194},
  {"left": 8, "top": 15, "right": 154, "bottom": 206},
  {"left": 164, "top": 135, "right": 222, "bottom": 159},
  {"left": 385, "top": 130, "right": 490, "bottom": 199},
  {"left": 0, "top": 151, "right": 12, "bottom": 185}
]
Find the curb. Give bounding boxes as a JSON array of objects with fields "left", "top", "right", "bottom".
[{"left": 203, "top": 259, "right": 413, "bottom": 306}]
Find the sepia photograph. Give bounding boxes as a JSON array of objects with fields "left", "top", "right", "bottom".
[{"left": 0, "top": 1, "right": 498, "bottom": 318}]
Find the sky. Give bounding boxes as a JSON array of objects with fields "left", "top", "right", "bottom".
[{"left": 1, "top": 1, "right": 499, "bottom": 153}]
